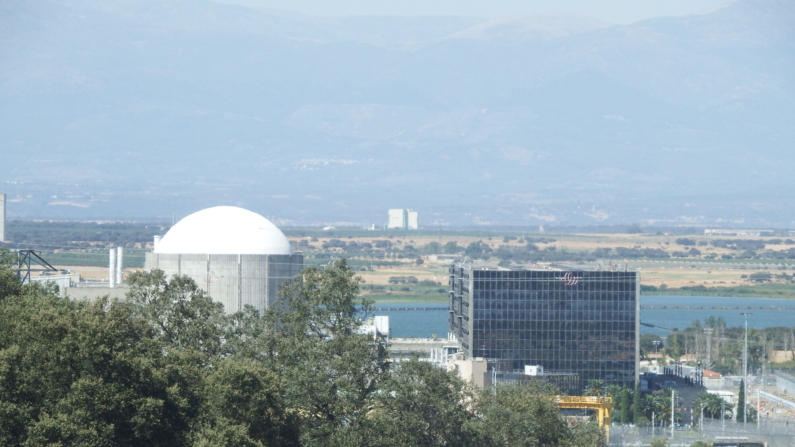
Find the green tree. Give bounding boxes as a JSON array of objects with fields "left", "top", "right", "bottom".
[
  {"left": 736, "top": 379, "right": 757, "bottom": 422},
  {"left": 473, "top": 382, "right": 606, "bottom": 447},
  {"left": 422, "top": 241, "right": 442, "bottom": 254},
  {"left": 0, "top": 248, "right": 21, "bottom": 300},
  {"left": 361, "top": 359, "right": 478, "bottom": 447},
  {"left": 632, "top": 385, "right": 644, "bottom": 424},
  {"left": 192, "top": 358, "right": 298, "bottom": 447},
  {"left": 262, "top": 260, "right": 387, "bottom": 447},
  {"left": 692, "top": 392, "right": 731, "bottom": 420},
  {"left": 603, "top": 384, "right": 623, "bottom": 400},
  {"left": 640, "top": 333, "right": 664, "bottom": 358},
  {"left": 619, "top": 388, "right": 632, "bottom": 423},
  {"left": 585, "top": 379, "right": 607, "bottom": 397},
  {"left": 0, "top": 290, "right": 200, "bottom": 446},
  {"left": 737, "top": 379, "right": 746, "bottom": 423},
  {"left": 443, "top": 241, "right": 460, "bottom": 254},
  {"left": 626, "top": 223, "right": 643, "bottom": 234},
  {"left": 126, "top": 269, "right": 229, "bottom": 358}
]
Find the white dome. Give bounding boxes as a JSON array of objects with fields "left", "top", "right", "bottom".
[{"left": 155, "top": 206, "right": 292, "bottom": 255}]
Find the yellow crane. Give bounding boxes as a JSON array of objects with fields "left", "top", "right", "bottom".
[{"left": 553, "top": 396, "right": 613, "bottom": 443}]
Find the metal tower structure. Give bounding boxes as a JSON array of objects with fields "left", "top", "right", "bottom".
[{"left": 15, "top": 250, "right": 57, "bottom": 284}]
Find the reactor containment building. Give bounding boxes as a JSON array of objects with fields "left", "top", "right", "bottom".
[{"left": 144, "top": 206, "right": 303, "bottom": 313}]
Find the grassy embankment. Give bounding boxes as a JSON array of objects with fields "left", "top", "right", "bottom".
[
  {"left": 642, "top": 283, "right": 795, "bottom": 299},
  {"left": 360, "top": 286, "right": 448, "bottom": 304},
  {"left": 42, "top": 250, "right": 146, "bottom": 268}
]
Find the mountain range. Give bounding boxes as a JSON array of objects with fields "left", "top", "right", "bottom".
[{"left": 1, "top": 0, "right": 793, "bottom": 227}]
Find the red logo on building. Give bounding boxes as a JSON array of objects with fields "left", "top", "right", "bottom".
[{"left": 556, "top": 272, "right": 582, "bottom": 286}]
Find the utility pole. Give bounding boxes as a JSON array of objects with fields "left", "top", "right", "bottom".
[
  {"left": 721, "top": 399, "right": 725, "bottom": 434},
  {"left": 705, "top": 327, "right": 713, "bottom": 367},
  {"left": 762, "top": 336, "right": 767, "bottom": 391},
  {"left": 741, "top": 312, "right": 752, "bottom": 427},
  {"left": 671, "top": 388, "right": 675, "bottom": 440}
]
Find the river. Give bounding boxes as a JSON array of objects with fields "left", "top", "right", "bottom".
[{"left": 372, "top": 296, "right": 795, "bottom": 339}]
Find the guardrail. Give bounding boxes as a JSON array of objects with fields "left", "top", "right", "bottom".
[{"left": 756, "top": 389, "right": 795, "bottom": 411}]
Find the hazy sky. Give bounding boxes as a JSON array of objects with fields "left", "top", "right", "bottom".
[{"left": 212, "top": 0, "right": 733, "bottom": 24}]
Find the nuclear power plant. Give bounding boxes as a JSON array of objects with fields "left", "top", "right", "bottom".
[{"left": 144, "top": 206, "right": 303, "bottom": 313}]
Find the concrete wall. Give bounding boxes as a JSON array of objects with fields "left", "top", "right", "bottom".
[
  {"left": 30, "top": 274, "right": 80, "bottom": 297},
  {"left": 145, "top": 252, "right": 303, "bottom": 313},
  {"left": 446, "top": 354, "right": 488, "bottom": 388},
  {"left": 66, "top": 286, "right": 129, "bottom": 302}
]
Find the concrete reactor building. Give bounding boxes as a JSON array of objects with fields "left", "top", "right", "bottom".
[
  {"left": 144, "top": 206, "right": 303, "bottom": 313},
  {"left": 448, "top": 263, "right": 639, "bottom": 393}
]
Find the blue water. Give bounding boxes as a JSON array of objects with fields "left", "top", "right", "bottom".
[
  {"left": 373, "top": 296, "right": 795, "bottom": 339},
  {"left": 641, "top": 295, "right": 795, "bottom": 336},
  {"left": 370, "top": 303, "right": 448, "bottom": 338}
]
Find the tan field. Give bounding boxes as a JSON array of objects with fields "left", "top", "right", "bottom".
[
  {"left": 41, "top": 232, "right": 794, "bottom": 295},
  {"left": 288, "top": 232, "right": 795, "bottom": 292}
]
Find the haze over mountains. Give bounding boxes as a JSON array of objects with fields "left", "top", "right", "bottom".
[{"left": 1, "top": 0, "right": 793, "bottom": 227}]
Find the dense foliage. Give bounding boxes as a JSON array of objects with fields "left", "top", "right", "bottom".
[
  {"left": 0, "top": 254, "right": 606, "bottom": 446},
  {"left": 660, "top": 317, "right": 795, "bottom": 375},
  {"left": 4, "top": 220, "right": 166, "bottom": 250}
]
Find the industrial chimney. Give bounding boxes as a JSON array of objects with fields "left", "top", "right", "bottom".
[
  {"left": 109, "top": 248, "right": 116, "bottom": 288},
  {"left": 116, "top": 246, "right": 124, "bottom": 284}
]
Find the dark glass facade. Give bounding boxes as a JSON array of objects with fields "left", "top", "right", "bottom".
[{"left": 449, "top": 266, "right": 639, "bottom": 393}]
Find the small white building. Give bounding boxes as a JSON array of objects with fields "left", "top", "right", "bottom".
[
  {"left": 704, "top": 229, "right": 773, "bottom": 236},
  {"left": 447, "top": 353, "right": 489, "bottom": 388}
]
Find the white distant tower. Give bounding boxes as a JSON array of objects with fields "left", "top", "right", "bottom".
[
  {"left": 388, "top": 209, "right": 407, "bottom": 229},
  {"left": 407, "top": 210, "right": 419, "bottom": 230},
  {"left": 0, "top": 193, "right": 5, "bottom": 242},
  {"left": 388, "top": 209, "right": 419, "bottom": 230},
  {"left": 109, "top": 248, "right": 116, "bottom": 288},
  {"left": 116, "top": 246, "right": 124, "bottom": 284}
]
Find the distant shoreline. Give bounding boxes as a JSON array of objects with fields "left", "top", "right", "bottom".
[{"left": 641, "top": 287, "right": 795, "bottom": 300}]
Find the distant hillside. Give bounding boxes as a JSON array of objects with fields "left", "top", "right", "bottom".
[{"left": 1, "top": 0, "right": 793, "bottom": 227}]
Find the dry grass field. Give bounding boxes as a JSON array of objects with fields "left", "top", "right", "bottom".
[
  {"left": 288, "top": 232, "right": 795, "bottom": 294},
  {"left": 41, "top": 231, "right": 795, "bottom": 299}
]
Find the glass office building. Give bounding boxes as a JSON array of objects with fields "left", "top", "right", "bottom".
[{"left": 449, "top": 265, "right": 639, "bottom": 393}]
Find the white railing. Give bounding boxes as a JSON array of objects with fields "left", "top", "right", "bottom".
[{"left": 756, "top": 389, "right": 795, "bottom": 411}]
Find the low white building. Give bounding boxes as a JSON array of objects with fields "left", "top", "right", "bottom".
[{"left": 447, "top": 353, "right": 489, "bottom": 388}]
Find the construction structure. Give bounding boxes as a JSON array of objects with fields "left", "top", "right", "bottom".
[
  {"left": 387, "top": 209, "right": 418, "bottom": 230},
  {"left": 553, "top": 396, "right": 613, "bottom": 443},
  {"left": 448, "top": 263, "right": 640, "bottom": 393},
  {"left": 15, "top": 249, "right": 57, "bottom": 284},
  {"left": 144, "top": 206, "right": 303, "bottom": 313}
]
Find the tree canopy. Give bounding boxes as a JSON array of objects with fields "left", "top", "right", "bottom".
[{"left": 0, "top": 256, "right": 606, "bottom": 446}]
